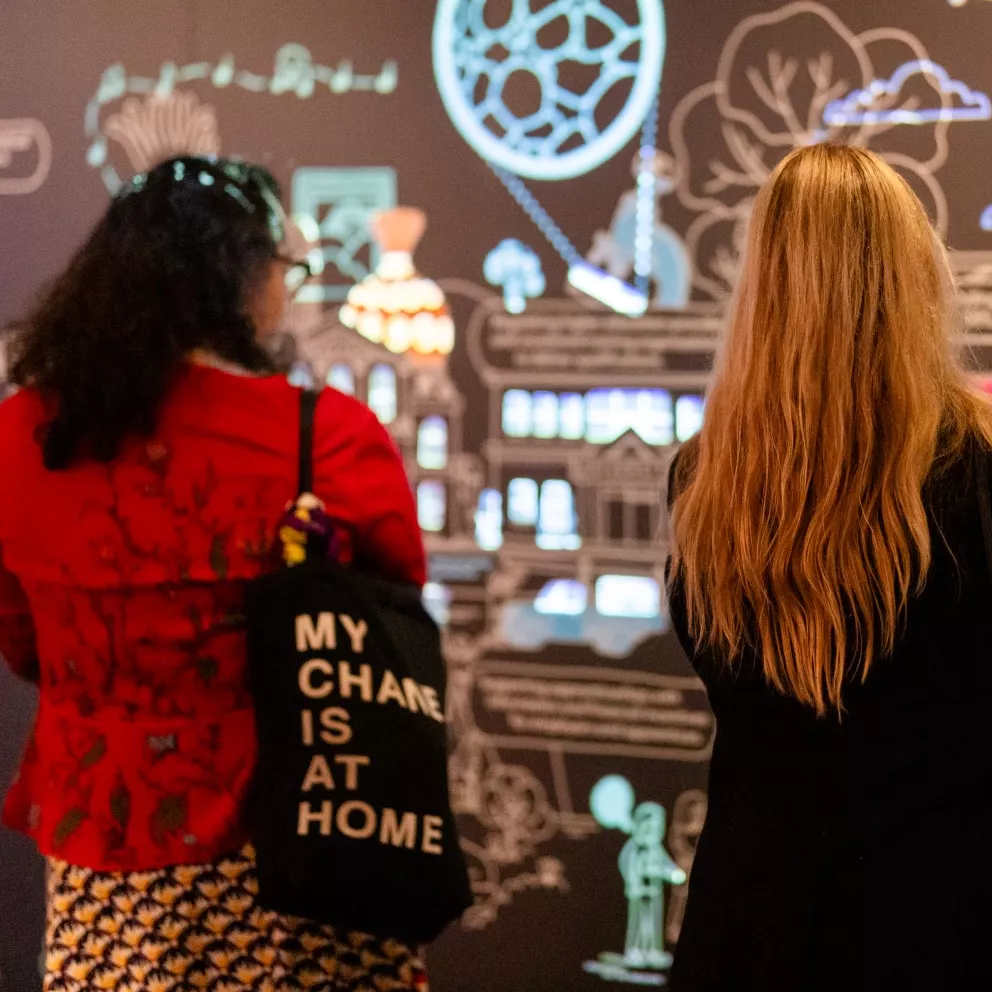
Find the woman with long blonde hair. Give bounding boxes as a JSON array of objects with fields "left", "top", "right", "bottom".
[{"left": 666, "top": 144, "right": 992, "bottom": 991}]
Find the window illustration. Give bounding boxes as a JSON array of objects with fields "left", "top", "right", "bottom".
[
  {"left": 559, "top": 392, "right": 585, "bottom": 440},
  {"left": 368, "top": 364, "right": 398, "bottom": 424},
  {"left": 534, "top": 578, "right": 588, "bottom": 616},
  {"left": 475, "top": 488, "right": 504, "bottom": 551},
  {"left": 507, "top": 478, "right": 540, "bottom": 526},
  {"left": 586, "top": 389, "right": 674, "bottom": 445},
  {"left": 502, "top": 389, "right": 533, "bottom": 437},
  {"left": 417, "top": 416, "right": 449, "bottom": 470},
  {"left": 675, "top": 394, "right": 705, "bottom": 442},
  {"left": 595, "top": 575, "right": 661, "bottom": 619},
  {"left": 417, "top": 481, "right": 446, "bottom": 532},
  {"left": 537, "top": 480, "right": 580, "bottom": 550},
  {"left": 327, "top": 363, "right": 355, "bottom": 395},
  {"left": 532, "top": 391, "right": 559, "bottom": 438}
]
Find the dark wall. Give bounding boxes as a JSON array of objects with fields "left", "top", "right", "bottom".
[{"left": 3, "top": 3, "right": 992, "bottom": 990}]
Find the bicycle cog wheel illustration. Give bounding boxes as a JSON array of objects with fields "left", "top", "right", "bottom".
[{"left": 433, "top": 0, "right": 666, "bottom": 181}]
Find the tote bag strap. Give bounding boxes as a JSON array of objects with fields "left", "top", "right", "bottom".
[
  {"left": 298, "top": 389, "right": 319, "bottom": 497},
  {"left": 976, "top": 443, "right": 992, "bottom": 583}
]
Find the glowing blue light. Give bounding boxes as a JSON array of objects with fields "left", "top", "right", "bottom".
[
  {"left": 568, "top": 262, "right": 648, "bottom": 317},
  {"left": 502, "top": 389, "right": 533, "bottom": 438},
  {"left": 586, "top": 389, "right": 674, "bottom": 445},
  {"left": 595, "top": 575, "right": 661, "bottom": 619},
  {"left": 327, "top": 363, "right": 354, "bottom": 395},
  {"left": 368, "top": 364, "right": 397, "bottom": 424},
  {"left": 423, "top": 583, "right": 453, "bottom": 626},
  {"left": 418, "top": 481, "right": 447, "bottom": 533},
  {"left": 484, "top": 239, "right": 546, "bottom": 314},
  {"left": 824, "top": 59, "right": 992, "bottom": 127},
  {"left": 590, "top": 775, "right": 636, "bottom": 833},
  {"left": 287, "top": 362, "right": 315, "bottom": 390},
  {"left": 675, "top": 395, "right": 705, "bottom": 443},
  {"left": 982, "top": 205, "right": 992, "bottom": 231},
  {"left": 475, "top": 489, "right": 504, "bottom": 551},
  {"left": 418, "top": 416, "right": 449, "bottom": 471},
  {"left": 508, "top": 478, "right": 539, "bottom": 527},
  {"left": 198, "top": 171, "right": 215, "bottom": 186},
  {"left": 433, "top": 0, "right": 666, "bottom": 181},
  {"left": 535, "top": 579, "right": 588, "bottom": 617},
  {"left": 559, "top": 393, "right": 585, "bottom": 440},
  {"left": 532, "top": 392, "right": 559, "bottom": 439},
  {"left": 538, "top": 480, "right": 579, "bottom": 548}
]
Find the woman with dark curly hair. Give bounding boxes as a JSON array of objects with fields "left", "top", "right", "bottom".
[{"left": 0, "top": 157, "right": 428, "bottom": 991}]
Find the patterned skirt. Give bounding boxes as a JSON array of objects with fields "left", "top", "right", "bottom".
[{"left": 44, "top": 845, "right": 428, "bottom": 992}]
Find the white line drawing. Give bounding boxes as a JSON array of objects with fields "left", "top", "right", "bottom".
[
  {"left": 669, "top": 1, "right": 960, "bottom": 301},
  {"left": 433, "top": 0, "right": 669, "bottom": 315},
  {"left": 824, "top": 59, "right": 992, "bottom": 126},
  {"left": 291, "top": 168, "right": 398, "bottom": 305},
  {"left": 102, "top": 91, "right": 221, "bottom": 173},
  {"left": 432, "top": 0, "right": 666, "bottom": 181},
  {"left": 0, "top": 118, "right": 52, "bottom": 195},
  {"left": 85, "top": 46, "right": 398, "bottom": 193}
]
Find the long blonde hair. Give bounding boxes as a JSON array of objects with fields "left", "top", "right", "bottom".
[{"left": 669, "top": 144, "right": 992, "bottom": 714}]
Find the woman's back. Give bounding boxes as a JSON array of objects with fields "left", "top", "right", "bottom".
[
  {"left": 0, "top": 364, "right": 424, "bottom": 870},
  {"left": 665, "top": 143, "right": 992, "bottom": 991},
  {"left": 668, "top": 443, "right": 992, "bottom": 990}
]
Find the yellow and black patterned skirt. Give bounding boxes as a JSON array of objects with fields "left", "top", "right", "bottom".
[{"left": 44, "top": 845, "right": 428, "bottom": 992}]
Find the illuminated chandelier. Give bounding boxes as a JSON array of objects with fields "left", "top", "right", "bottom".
[{"left": 339, "top": 207, "right": 455, "bottom": 360}]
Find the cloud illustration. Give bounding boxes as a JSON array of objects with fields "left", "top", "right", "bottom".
[{"left": 823, "top": 59, "right": 991, "bottom": 127}]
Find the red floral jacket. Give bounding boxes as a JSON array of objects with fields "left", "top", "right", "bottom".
[{"left": 0, "top": 365, "right": 425, "bottom": 871}]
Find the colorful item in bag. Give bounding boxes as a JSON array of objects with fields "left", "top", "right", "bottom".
[{"left": 276, "top": 492, "right": 352, "bottom": 567}]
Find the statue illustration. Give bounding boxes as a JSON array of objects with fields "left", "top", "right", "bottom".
[
  {"left": 586, "top": 150, "right": 692, "bottom": 310},
  {"left": 587, "top": 775, "right": 687, "bottom": 980},
  {"left": 619, "top": 802, "right": 686, "bottom": 969}
]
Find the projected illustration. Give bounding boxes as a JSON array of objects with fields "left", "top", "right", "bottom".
[
  {"left": 484, "top": 240, "right": 547, "bottom": 314},
  {"left": 669, "top": 0, "right": 969, "bottom": 301},
  {"left": 586, "top": 149, "right": 691, "bottom": 308},
  {"left": 434, "top": 0, "right": 669, "bottom": 315},
  {"left": 584, "top": 775, "right": 686, "bottom": 983},
  {"left": 291, "top": 168, "right": 398, "bottom": 304},
  {"left": 85, "top": 46, "right": 399, "bottom": 193},
  {"left": 432, "top": 0, "right": 665, "bottom": 181},
  {"left": 0, "top": 118, "right": 52, "bottom": 195},
  {"left": 824, "top": 59, "right": 992, "bottom": 126},
  {"left": 8, "top": 3, "right": 992, "bottom": 991}
]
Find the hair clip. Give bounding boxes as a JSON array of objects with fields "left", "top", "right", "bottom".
[{"left": 224, "top": 182, "right": 255, "bottom": 213}]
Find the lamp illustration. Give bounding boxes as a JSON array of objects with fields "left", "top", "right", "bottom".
[{"left": 339, "top": 207, "right": 455, "bottom": 363}]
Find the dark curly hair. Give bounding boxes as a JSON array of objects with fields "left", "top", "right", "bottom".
[{"left": 9, "top": 156, "right": 284, "bottom": 470}]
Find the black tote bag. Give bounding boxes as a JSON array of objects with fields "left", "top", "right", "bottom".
[{"left": 245, "top": 389, "right": 472, "bottom": 943}]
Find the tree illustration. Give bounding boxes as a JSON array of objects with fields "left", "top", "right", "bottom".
[{"left": 669, "top": 1, "right": 958, "bottom": 301}]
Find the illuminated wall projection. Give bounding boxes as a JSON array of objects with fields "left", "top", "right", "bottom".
[
  {"left": 292, "top": 169, "right": 399, "bottom": 304},
  {"left": 433, "top": 0, "right": 675, "bottom": 314},
  {"left": 0, "top": 119, "right": 52, "bottom": 195},
  {"left": 669, "top": 0, "right": 977, "bottom": 302},
  {"left": 585, "top": 776, "right": 687, "bottom": 982},
  {"left": 85, "top": 46, "right": 398, "bottom": 193},
  {"left": 7, "top": 3, "right": 992, "bottom": 991}
]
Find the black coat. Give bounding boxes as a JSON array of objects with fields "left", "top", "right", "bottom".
[{"left": 666, "top": 445, "right": 992, "bottom": 992}]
